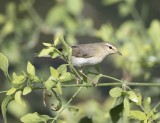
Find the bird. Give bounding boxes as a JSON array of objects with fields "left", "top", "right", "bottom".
[
  {"left": 69, "top": 42, "right": 122, "bottom": 67},
  {"left": 39, "top": 42, "right": 122, "bottom": 84}
]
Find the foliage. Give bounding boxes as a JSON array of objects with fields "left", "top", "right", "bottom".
[
  {"left": 0, "top": 36, "right": 160, "bottom": 123},
  {"left": 0, "top": 0, "right": 160, "bottom": 123}
]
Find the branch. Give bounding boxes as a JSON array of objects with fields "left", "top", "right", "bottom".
[
  {"left": 31, "top": 82, "right": 160, "bottom": 91},
  {"left": 61, "top": 82, "right": 160, "bottom": 87}
]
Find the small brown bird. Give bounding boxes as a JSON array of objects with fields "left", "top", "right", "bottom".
[
  {"left": 70, "top": 42, "right": 122, "bottom": 67},
  {"left": 39, "top": 42, "right": 121, "bottom": 84}
]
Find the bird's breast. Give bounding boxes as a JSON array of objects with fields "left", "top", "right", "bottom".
[{"left": 71, "top": 56, "right": 103, "bottom": 67}]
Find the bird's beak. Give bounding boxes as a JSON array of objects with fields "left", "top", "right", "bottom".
[{"left": 117, "top": 51, "right": 122, "bottom": 56}]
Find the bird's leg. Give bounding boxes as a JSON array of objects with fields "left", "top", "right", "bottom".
[
  {"left": 75, "top": 66, "right": 85, "bottom": 84},
  {"left": 78, "top": 66, "right": 97, "bottom": 86},
  {"left": 71, "top": 65, "right": 96, "bottom": 86},
  {"left": 75, "top": 77, "right": 81, "bottom": 84},
  {"left": 79, "top": 66, "right": 83, "bottom": 73},
  {"left": 79, "top": 66, "right": 88, "bottom": 82}
]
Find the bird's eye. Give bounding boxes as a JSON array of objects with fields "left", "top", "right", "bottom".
[{"left": 109, "top": 46, "right": 112, "bottom": 49}]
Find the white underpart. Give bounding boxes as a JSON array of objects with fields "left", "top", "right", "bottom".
[{"left": 71, "top": 56, "right": 103, "bottom": 67}]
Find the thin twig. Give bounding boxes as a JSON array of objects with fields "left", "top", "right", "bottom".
[
  {"left": 0, "top": 91, "right": 7, "bottom": 94},
  {"left": 154, "top": 101, "right": 160, "bottom": 110},
  {"left": 101, "top": 74, "right": 123, "bottom": 83},
  {"left": 69, "top": 65, "right": 83, "bottom": 81},
  {"left": 51, "top": 87, "right": 83, "bottom": 123}
]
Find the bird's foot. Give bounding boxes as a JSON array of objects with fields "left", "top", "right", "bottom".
[
  {"left": 76, "top": 77, "right": 83, "bottom": 84},
  {"left": 91, "top": 80, "right": 98, "bottom": 87}
]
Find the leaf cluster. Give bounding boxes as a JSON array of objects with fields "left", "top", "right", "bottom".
[{"left": 109, "top": 87, "right": 159, "bottom": 123}]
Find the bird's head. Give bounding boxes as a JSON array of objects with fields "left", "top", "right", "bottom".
[{"left": 103, "top": 43, "right": 122, "bottom": 56}]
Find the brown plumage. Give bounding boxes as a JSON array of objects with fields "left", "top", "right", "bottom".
[
  {"left": 72, "top": 43, "right": 100, "bottom": 58},
  {"left": 68, "top": 42, "right": 121, "bottom": 67},
  {"left": 40, "top": 42, "right": 121, "bottom": 67}
]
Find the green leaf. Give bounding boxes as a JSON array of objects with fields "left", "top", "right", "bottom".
[
  {"left": 54, "top": 34, "right": 61, "bottom": 46},
  {"left": 147, "top": 97, "right": 151, "bottom": 104},
  {"left": 57, "top": 64, "right": 67, "bottom": 75},
  {"left": 20, "top": 112, "right": 51, "bottom": 123},
  {"left": 136, "top": 91, "right": 142, "bottom": 105},
  {"left": 110, "top": 102, "right": 123, "bottom": 123},
  {"left": 31, "top": 76, "right": 40, "bottom": 83},
  {"left": 144, "top": 97, "right": 151, "bottom": 112},
  {"left": 59, "top": 72, "right": 74, "bottom": 82},
  {"left": 67, "top": 46, "right": 72, "bottom": 63},
  {"left": 38, "top": 47, "right": 54, "bottom": 57},
  {"left": 12, "top": 72, "right": 17, "bottom": 79},
  {"left": 12, "top": 75, "right": 26, "bottom": 84},
  {"left": 124, "top": 97, "right": 130, "bottom": 116},
  {"left": 56, "top": 82, "right": 62, "bottom": 95},
  {"left": 6, "top": 87, "right": 17, "bottom": 95},
  {"left": 127, "top": 91, "right": 139, "bottom": 103},
  {"left": 66, "top": 0, "right": 83, "bottom": 15},
  {"left": 1, "top": 95, "right": 14, "bottom": 123},
  {"left": 23, "top": 86, "right": 32, "bottom": 95},
  {"left": 50, "top": 51, "right": 60, "bottom": 58},
  {"left": 109, "top": 87, "right": 123, "bottom": 98},
  {"left": 68, "top": 106, "right": 79, "bottom": 115},
  {"left": 59, "top": 36, "right": 72, "bottom": 62},
  {"left": 44, "top": 79, "right": 56, "bottom": 90},
  {"left": 43, "top": 43, "right": 52, "bottom": 47},
  {"left": 151, "top": 109, "right": 159, "bottom": 120},
  {"left": 50, "top": 67, "right": 59, "bottom": 80},
  {"left": 129, "top": 110, "right": 147, "bottom": 121},
  {"left": 0, "top": 53, "right": 9, "bottom": 78},
  {"left": 15, "top": 91, "right": 25, "bottom": 107},
  {"left": 27, "top": 62, "right": 35, "bottom": 76}
]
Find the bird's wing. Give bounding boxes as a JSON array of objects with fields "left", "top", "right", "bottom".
[{"left": 71, "top": 44, "right": 96, "bottom": 58}]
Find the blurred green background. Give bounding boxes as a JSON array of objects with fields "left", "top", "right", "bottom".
[{"left": 0, "top": 0, "right": 160, "bottom": 123}]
